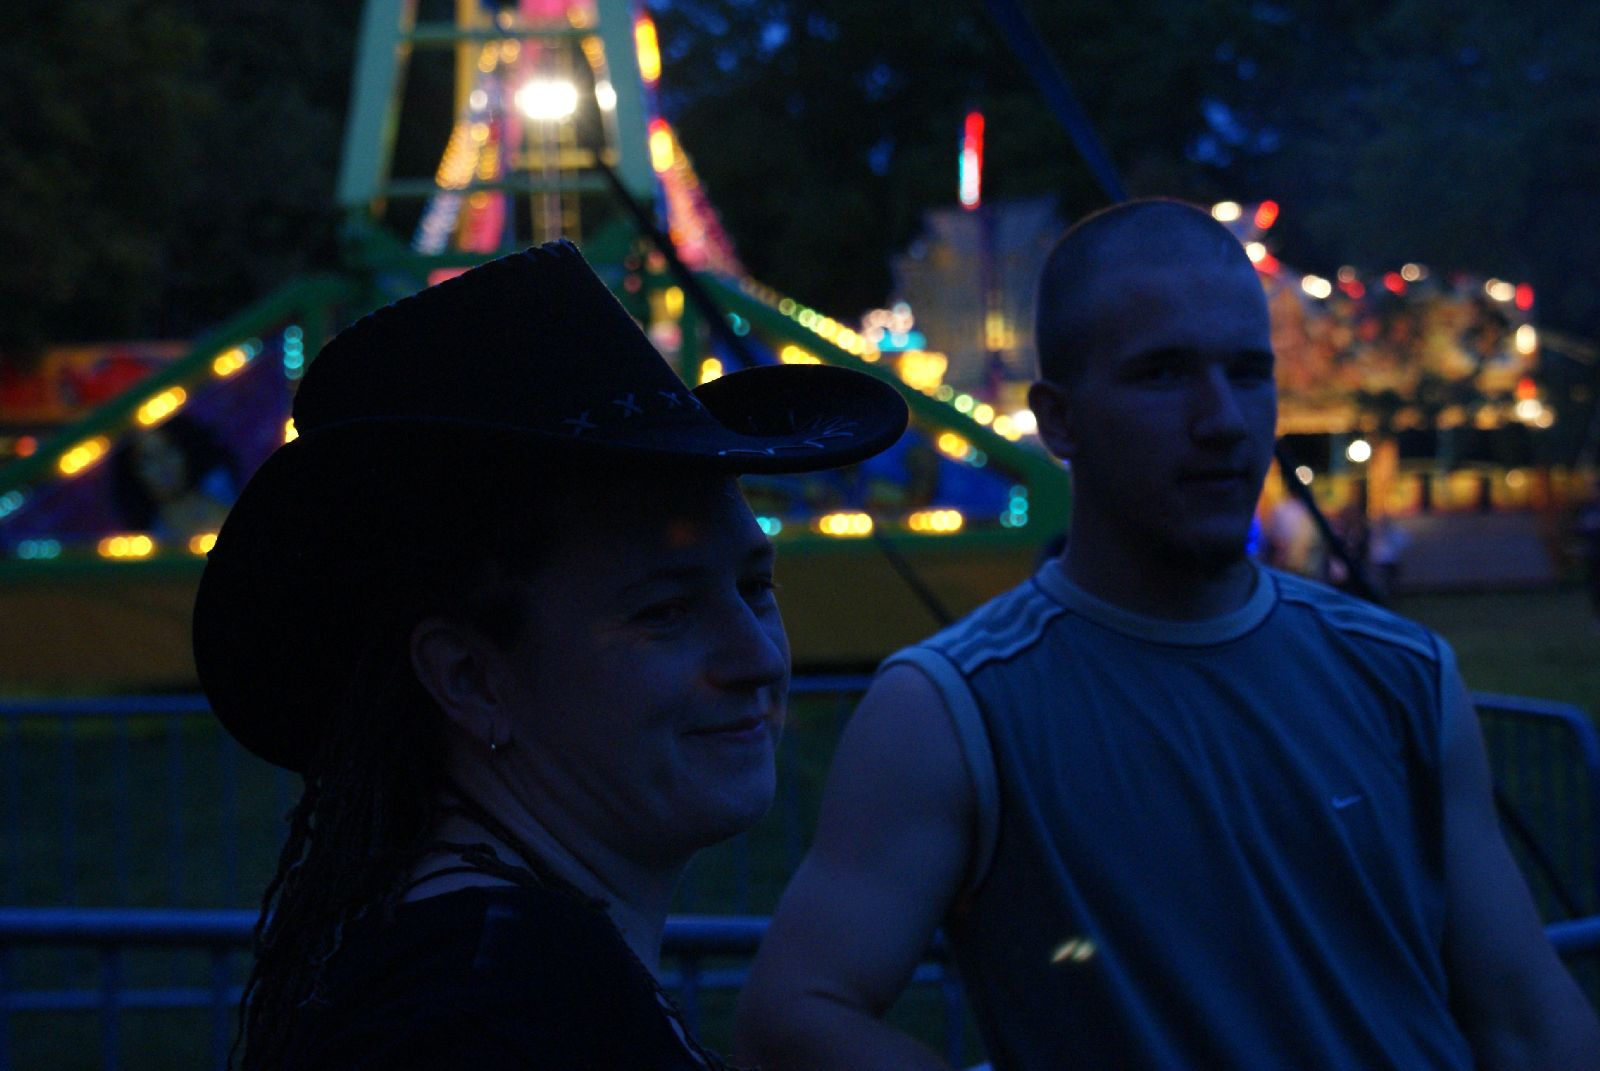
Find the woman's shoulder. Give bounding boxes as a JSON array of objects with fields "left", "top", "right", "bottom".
[{"left": 288, "top": 887, "right": 701, "bottom": 1069}]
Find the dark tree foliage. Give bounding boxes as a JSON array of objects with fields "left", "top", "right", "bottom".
[
  {"left": 659, "top": 0, "right": 1600, "bottom": 342},
  {"left": 655, "top": 0, "right": 1252, "bottom": 315},
  {"left": 1206, "top": 0, "right": 1600, "bottom": 339},
  {"left": 2, "top": 0, "right": 1595, "bottom": 370},
  {"left": 0, "top": 0, "right": 211, "bottom": 364},
  {"left": 0, "top": 0, "right": 358, "bottom": 371},
  {"left": 161, "top": 0, "right": 361, "bottom": 334}
]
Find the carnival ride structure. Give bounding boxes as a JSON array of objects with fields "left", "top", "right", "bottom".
[{"left": 0, "top": 0, "right": 1070, "bottom": 692}]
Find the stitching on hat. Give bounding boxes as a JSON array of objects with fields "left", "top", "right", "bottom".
[
  {"left": 559, "top": 388, "right": 700, "bottom": 434},
  {"left": 564, "top": 411, "right": 598, "bottom": 436},
  {"left": 716, "top": 416, "right": 861, "bottom": 456}
]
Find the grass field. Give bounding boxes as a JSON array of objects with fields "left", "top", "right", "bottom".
[
  {"left": 2, "top": 586, "right": 1596, "bottom": 1067},
  {"left": 1394, "top": 587, "right": 1600, "bottom": 716}
]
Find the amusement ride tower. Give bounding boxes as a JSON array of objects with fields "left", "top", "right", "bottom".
[{"left": 0, "top": 0, "right": 1068, "bottom": 690}]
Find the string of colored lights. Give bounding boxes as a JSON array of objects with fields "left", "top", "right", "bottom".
[{"left": 0, "top": 332, "right": 302, "bottom": 561}]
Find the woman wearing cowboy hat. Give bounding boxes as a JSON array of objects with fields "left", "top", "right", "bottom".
[{"left": 193, "top": 241, "right": 906, "bottom": 1069}]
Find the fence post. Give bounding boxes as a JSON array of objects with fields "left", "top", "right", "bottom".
[
  {"left": 219, "top": 735, "right": 240, "bottom": 906},
  {"left": 0, "top": 947, "right": 13, "bottom": 1070},
  {"left": 5, "top": 709, "right": 21, "bottom": 903},
  {"left": 675, "top": 954, "right": 702, "bottom": 1037},
  {"left": 114, "top": 720, "right": 132, "bottom": 905},
  {"left": 58, "top": 719, "right": 76, "bottom": 905},
  {"left": 167, "top": 714, "right": 186, "bottom": 907},
  {"left": 99, "top": 945, "right": 122, "bottom": 1071},
  {"left": 211, "top": 946, "right": 233, "bottom": 1071}
]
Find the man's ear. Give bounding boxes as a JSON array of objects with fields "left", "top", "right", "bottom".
[
  {"left": 1028, "top": 380, "right": 1076, "bottom": 462},
  {"left": 410, "top": 618, "right": 508, "bottom": 750}
]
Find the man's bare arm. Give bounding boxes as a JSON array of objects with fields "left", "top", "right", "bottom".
[
  {"left": 1439, "top": 671, "right": 1600, "bottom": 1068},
  {"left": 734, "top": 665, "right": 975, "bottom": 1069}
]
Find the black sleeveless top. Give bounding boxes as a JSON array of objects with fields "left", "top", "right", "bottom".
[{"left": 282, "top": 884, "right": 711, "bottom": 1069}]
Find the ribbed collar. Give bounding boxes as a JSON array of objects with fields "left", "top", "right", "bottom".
[{"left": 1033, "top": 556, "right": 1277, "bottom": 648}]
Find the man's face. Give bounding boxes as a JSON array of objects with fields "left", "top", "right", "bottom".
[
  {"left": 491, "top": 472, "right": 789, "bottom": 868},
  {"left": 1034, "top": 257, "right": 1276, "bottom": 571}
]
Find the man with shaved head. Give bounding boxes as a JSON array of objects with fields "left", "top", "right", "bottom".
[{"left": 737, "top": 199, "right": 1599, "bottom": 1069}]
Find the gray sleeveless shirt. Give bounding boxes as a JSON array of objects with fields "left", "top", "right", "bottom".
[{"left": 886, "top": 561, "right": 1473, "bottom": 1069}]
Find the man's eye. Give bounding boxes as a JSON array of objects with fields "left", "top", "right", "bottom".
[
  {"left": 1131, "top": 363, "right": 1182, "bottom": 384},
  {"left": 634, "top": 599, "right": 690, "bottom": 627},
  {"left": 741, "top": 576, "right": 780, "bottom": 604}
]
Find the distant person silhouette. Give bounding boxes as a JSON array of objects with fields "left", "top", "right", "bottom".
[{"left": 109, "top": 414, "right": 238, "bottom": 539}]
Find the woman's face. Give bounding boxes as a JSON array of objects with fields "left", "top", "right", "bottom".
[{"left": 488, "top": 472, "right": 790, "bottom": 868}]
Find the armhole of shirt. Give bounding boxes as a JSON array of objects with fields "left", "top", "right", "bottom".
[
  {"left": 1435, "top": 634, "right": 1469, "bottom": 761},
  {"left": 881, "top": 647, "right": 1000, "bottom": 901}
]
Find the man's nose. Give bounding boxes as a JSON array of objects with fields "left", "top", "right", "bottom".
[{"left": 1192, "top": 365, "right": 1248, "bottom": 442}]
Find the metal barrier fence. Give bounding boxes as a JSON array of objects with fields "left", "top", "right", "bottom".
[
  {"left": 0, "top": 909, "right": 967, "bottom": 1071},
  {"left": 0, "top": 679, "right": 870, "bottom": 913},
  {"left": 1476, "top": 692, "right": 1600, "bottom": 922},
  {"left": 2, "top": 682, "right": 1597, "bottom": 1068},
  {"left": 0, "top": 678, "right": 972, "bottom": 1069}
]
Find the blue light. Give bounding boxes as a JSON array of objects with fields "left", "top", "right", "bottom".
[
  {"left": 0, "top": 490, "right": 24, "bottom": 518},
  {"left": 756, "top": 515, "right": 783, "bottom": 536},
  {"left": 16, "top": 539, "right": 60, "bottom": 560}
]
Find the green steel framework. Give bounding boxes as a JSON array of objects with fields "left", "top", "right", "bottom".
[{"left": 0, "top": 0, "right": 1069, "bottom": 677}]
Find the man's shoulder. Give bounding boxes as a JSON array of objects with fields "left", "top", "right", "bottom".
[
  {"left": 888, "top": 573, "right": 1067, "bottom": 678},
  {"left": 1266, "top": 567, "right": 1441, "bottom": 663}
]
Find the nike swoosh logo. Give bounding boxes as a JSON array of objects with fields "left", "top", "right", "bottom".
[{"left": 1331, "top": 794, "right": 1364, "bottom": 810}]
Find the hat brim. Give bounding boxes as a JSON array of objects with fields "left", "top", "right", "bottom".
[{"left": 194, "top": 362, "right": 907, "bottom": 771}]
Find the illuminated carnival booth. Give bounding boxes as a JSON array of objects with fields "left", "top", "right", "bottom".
[
  {"left": 1215, "top": 199, "right": 1596, "bottom": 589},
  {"left": 0, "top": 0, "right": 1068, "bottom": 691}
]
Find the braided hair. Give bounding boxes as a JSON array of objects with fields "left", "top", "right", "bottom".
[{"left": 232, "top": 451, "right": 558, "bottom": 1069}]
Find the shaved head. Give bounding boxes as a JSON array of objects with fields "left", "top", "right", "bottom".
[{"left": 1035, "top": 199, "right": 1258, "bottom": 387}]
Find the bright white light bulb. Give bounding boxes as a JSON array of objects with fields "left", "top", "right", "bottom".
[{"left": 515, "top": 79, "right": 579, "bottom": 121}]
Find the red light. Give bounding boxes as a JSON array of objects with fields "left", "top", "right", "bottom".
[
  {"left": 14, "top": 436, "right": 35, "bottom": 458},
  {"left": 1515, "top": 376, "right": 1537, "bottom": 401},
  {"left": 1253, "top": 200, "right": 1279, "bottom": 230},
  {"left": 1383, "top": 272, "right": 1406, "bottom": 294},
  {"left": 959, "top": 110, "right": 984, "bottom": 210},
  {"left": 1339, "top": 280, "right": 1366, "bottom": 299},
  {"left": 1514, "top": 283, "right": 1534, "bottom": 311},
  {"left": 1253, "top": 253, "right": 1280, "bottom": 275}
]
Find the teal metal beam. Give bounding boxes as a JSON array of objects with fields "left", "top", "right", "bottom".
[
  {"left": 406, "top": 23, "right": 589, "bottom": 46},
  {"left": 379, "top": 173, "right": 611, "bottom": 200},
  {"left": 337, "top": 0, "right": 416, "bottom": 213},
  {"left": 702, "top": 274, "right": 1073, "bottom": 536},
  {"left": 595, "top": 0, "right": 654, "bottom": 200},
  {"left": 0, "top": 275, "right": 355, "bottom": 499}
]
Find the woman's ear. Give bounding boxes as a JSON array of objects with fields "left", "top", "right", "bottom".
[
  {"left": 1028, "top": 380, "right": 1077, "bottom": 462},
  {"left": 410, "top": 618, "right": 507, "bottom": 750}
]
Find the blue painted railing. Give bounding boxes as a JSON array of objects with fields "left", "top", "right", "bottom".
[
  {"left": 1, "top": 681, "right": 1596, "bottom": 1069},
  {"left": 0, "top": 908, "right": 955, "bottom": 1070}
]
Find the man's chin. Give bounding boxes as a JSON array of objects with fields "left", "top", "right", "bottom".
[{"left": 1167, "top": 531, "right": 1253, "bottom": 574}]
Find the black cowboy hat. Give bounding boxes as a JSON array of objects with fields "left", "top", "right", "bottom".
[{"left": 193, "top": 240, "right": 906, "bottom": 772}]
